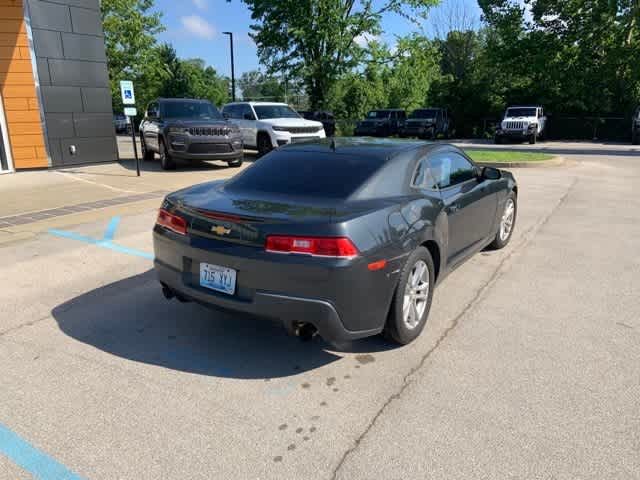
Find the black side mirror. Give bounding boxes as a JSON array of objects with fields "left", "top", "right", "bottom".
[{"left": 481, "top": 166, "right": 502, "bottom": 180}]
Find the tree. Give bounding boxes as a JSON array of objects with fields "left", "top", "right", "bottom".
[
  {"left": 240, "top": 0, "right": 441, "bottom": 109},
  {"left": 100, "top": 0, "right": 164, "bottom": 113},
  {"left": 155, "top": 44, "right": 229, "bottom": 106},
  {"left": 238, "top": 70, "right": 286, "bottom": 101}
]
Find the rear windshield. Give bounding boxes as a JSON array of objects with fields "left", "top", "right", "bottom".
[
  {"left": 163, "top": 101, "right": 222, "bottom": 120},
  {"left": 506, "top": 108, "right": 537, "bottom": 117},
  {"left": 226, "top": 150, "right": 385, "bottom": 198},
  {"left": 410, "top": 109, "right": 439, "bottom": 119}
]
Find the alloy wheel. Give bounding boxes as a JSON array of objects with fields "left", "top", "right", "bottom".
[
  {"left": 500, "top": 198, "right": 515, "bottom": 241},
  {"left": 402, "top": 260, "right": 430, "bottom": 329}
]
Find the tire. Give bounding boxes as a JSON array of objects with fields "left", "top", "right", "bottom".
[
  {"left": 227, "top": 156, "right": 243, "bottom": 168},
  {"left": 529, "top": 133, "right": 537, "bottom": 144},
  {"left": 488, "top": 191, "right": 517, "bottom": 250},
  {"left": 257, "top": 132, "right": 272, "bottom": 157},
  {"left": 384, "top": 247, "right": 435, "bottom": 345},
  {"left": 159, "top": 138, "right": 176, "bottom": 170},
  {"left": 140, "top": 134, "right": 154, "bottom": 161}
]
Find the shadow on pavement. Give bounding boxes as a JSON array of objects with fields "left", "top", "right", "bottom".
[{"left": 51, "top": 270, "right": 394, "bottom": 379}]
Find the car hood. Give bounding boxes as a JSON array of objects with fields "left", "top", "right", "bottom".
[
  {"left": 165, "top": 119, "right": 231, "bottom": 127},
  {"left": 258, "top": 118, "right": 323, "bottom": 128}
]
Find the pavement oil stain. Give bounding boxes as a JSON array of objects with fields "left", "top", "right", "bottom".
[
  {"left": 320, "top": 401, "right": 327, "bottom": 407},
  {"left": 278, "top": 424, "right": 287, "bottom": 431},
  {"left": 310, "top": 415, "right": 320, "bottom": 421},
  {"left": 333, "top": 388, "right": 339, "bottom": 392},
  {"left": 296, "top": 428, "right": 303, "bottom": 434},
  {"left": 273, "top": 456, "right": 283, "bottom": 463},
  {"left": 301, "top": 382, "right": 311, "bottom": 389},
  {"left": 303, "top": 436, "right": 310, "bottom": 441},
  {"left": 310, "top": 427, "right": 317, "bottom": 433},
  {"left": 326, "top": 377, "right": 336, "bottom": 386},
  {"left": 344, "top": 374, "right": 351, "bottom": 379},
  {"left": 355, "top": 354, "right": 375, "bottom": 365},
  {"left": 288, "top": 444, "right": 296, "bottom": 451}
]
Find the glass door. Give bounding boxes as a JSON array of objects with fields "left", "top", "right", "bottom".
[{"left": 0, "top": 94, "right": 14, "bottom": 173}]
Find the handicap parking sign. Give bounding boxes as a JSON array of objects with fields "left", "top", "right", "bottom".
[{"left": 120, "top": 80, "right": 135, "bottom": 105}]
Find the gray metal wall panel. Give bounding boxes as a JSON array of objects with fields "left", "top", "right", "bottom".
[
  {"left": 48, "top": 59, "right": 109, "bottom": 87},
  {"left": 61, "top": 33, "right": 107, "bottom": 62},
  {"left": 60, "top": 137, "right": 118, "bottom": 165},
  {"left": 32, "top": 29, "right": 63, "bottom": 59},
  {"left": 73, "top": 113, "right": 114, "bottom": 138},
  {"left": 41, "top": 86, "right": 83, "bottom": 113},
  {"left": 47, "top": 138, "right": 64, "bottom": 165},
  {"left": 69, "top": 7, "right": 103, "bottom": 36},
  {"left": 59, "top": 0, "right": 100, "bottom": 10},
  {"left": 30, "top": 0, "right": 115, "bottom": 167},
  {"left": 81, "top": 87, "right": 112, "bottom": 113},
  {"left": 28, "top": 0, "right": 72, "bottom": 32},
  {"left": 45, "top": 114, "right": 74, "bottom": 138},
  {"left": 36, "top": 58, "right": 51, "bottom": 85}
]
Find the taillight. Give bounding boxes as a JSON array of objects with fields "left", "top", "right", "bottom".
[
  {"left": 265, "top": 235, "right": 358, "bottom": 258},
  {"left": 157, "top": 208, "right": 187, "bottom": 235}
]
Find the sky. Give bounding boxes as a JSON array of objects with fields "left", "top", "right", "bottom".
[{"left": 154, "top": 0, "right": 484, "bottom": 79}]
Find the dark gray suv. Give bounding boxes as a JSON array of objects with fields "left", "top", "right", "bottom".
[{"left": 140, "top": 98, "right": 243, "bottom": 170}]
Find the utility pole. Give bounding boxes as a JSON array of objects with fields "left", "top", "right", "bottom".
[{"left": 223, "top": 32, "right": 236, "bottom": 101}]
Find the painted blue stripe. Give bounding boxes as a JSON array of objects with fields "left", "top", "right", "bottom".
[
  {"left": 49, "top": 229, "right": 154, "bottom": 261},
  {"left": 0, "top": 423, "right": 86, "bottom": 480},
  {"left": 102, "top": 216, "right": 121, "bottom": 241}
]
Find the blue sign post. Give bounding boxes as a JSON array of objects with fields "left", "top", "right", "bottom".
[{"left": 120, "top": 81, "right": 140, "bottom": 176}]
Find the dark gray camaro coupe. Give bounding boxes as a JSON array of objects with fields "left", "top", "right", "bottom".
[{"left": 153, "top": 138, "right": 517, "bottom": 345}]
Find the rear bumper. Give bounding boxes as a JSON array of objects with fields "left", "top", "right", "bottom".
[{"left": 153, "top": 230, "right": 388, "bottom": 343}]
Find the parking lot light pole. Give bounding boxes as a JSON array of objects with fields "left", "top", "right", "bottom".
[{"left": 223, "top": 32, "right": 236, "bottom": 102}]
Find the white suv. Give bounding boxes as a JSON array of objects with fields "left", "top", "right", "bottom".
[
  {"left": 222, "top": 102, "right": 326, "bottom": 156},
  {"left": 495, "top": 105, "right": 546, "bottom": 144}
]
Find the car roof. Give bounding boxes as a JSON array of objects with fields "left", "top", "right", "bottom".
[
  {"left": 157, "top": 98, "right": 212, "bottom": 103},
  {"left": 224, "top": 101, "right": 289, "bottom": 106},
  {"left": 369, "top": 108, "right": 405, "bottom": 111},
  {"left": 507, "top": 105, "right": 542, "bottom": 108},
  {"left": 279, "top": 137, "right": 437, "bottom": 160}
]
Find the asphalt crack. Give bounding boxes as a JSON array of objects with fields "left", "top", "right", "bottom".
[{"left": 330, "top": 177, "right": 579, "bottom": 480}]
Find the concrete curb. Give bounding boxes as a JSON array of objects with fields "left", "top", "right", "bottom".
[{"left": 476, "top": 156, "right": 565, "bottom": 169}]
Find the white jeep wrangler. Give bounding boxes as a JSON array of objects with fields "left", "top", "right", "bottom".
[{"left": 495, "top": 106, "right": 546, "bottom": 144}]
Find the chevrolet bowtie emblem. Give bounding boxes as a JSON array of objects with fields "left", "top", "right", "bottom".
[{"left": 211, "top": 225, "right": 231, "bottom": 235}]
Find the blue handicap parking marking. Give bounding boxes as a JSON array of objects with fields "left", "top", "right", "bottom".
[
  {"left": 0, "top": 423, "right": 86, "bottom": 480},
  {"left": 49, "top": 216, "right": 154, "bottom": 260}
]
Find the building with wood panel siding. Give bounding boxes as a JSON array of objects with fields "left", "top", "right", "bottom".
[{"left": 0, "top": 0, "right": 116, "bottom": 174}]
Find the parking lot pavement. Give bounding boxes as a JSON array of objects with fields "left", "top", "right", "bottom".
[{"left": 0, "top": 148, "right": 639, "bottom": 479}]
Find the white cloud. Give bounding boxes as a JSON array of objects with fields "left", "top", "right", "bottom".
[
  {"left": 192, "top": 0, "right": 207, "bottom": 10},
  {"left": 354, "top": 32, "right": 379, "bottom": 47},
  {"left": 181, "top": 15, "right": 215, "bottom": 39}
]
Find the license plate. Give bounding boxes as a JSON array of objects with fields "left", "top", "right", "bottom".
[{"left": 199, "top": 263, "right": 236, "bottom": 295}]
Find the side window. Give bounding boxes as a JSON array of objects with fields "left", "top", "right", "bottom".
[
  {"left": 241, "top": 104, "right": 255, "bottom": 120},
  {"left": 429, "top": 152, "right": 476, "bottom": 189},
  {"left": 147, "top": 102, "right": 159, "bottom": 119},
  {"left": 411, "top": 158, "right": 438, "bottom": 190}
]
